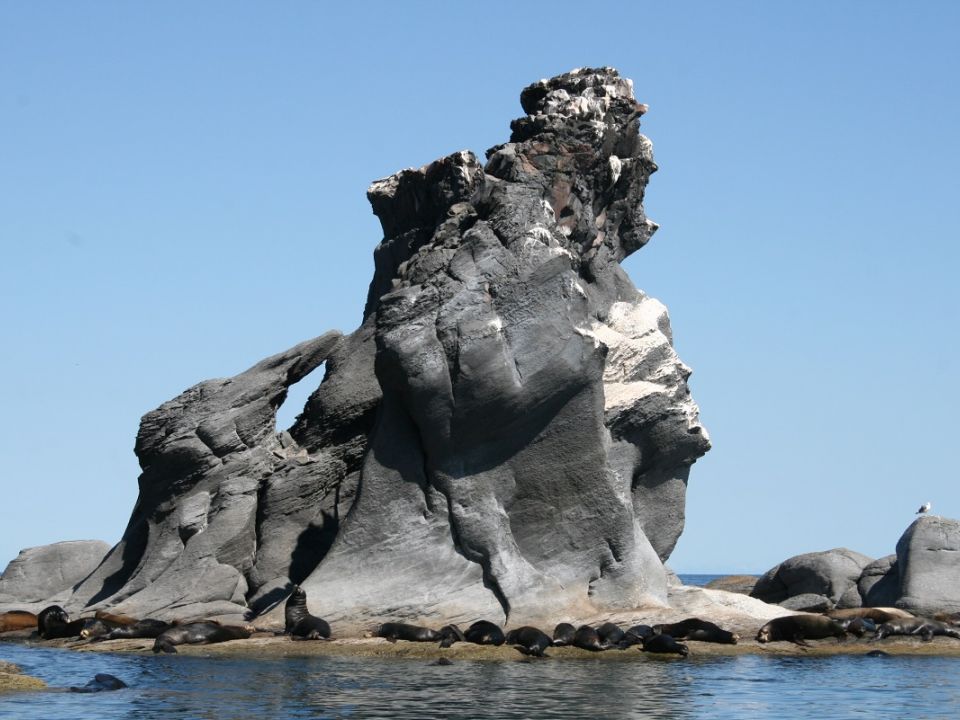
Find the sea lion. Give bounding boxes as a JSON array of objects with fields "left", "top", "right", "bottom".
[
  {"left": 373, "top": 622, "right": 439, "bottom": 643},
  {"left": 94, "top": 610, "right": 139, "bottom": 626},
  {"left": 622, "top": 624, "right": 655, "bottom": 647},
  {"left": 596, "top": 622, "right": 627, "bottom": 648},
  {"left": 827, "top": 608, "right": 913, "bottom": 623},
  {"left": 838, "top": 617, "right": 876, "bottom": 638},
  {"left": 37, "top": 605, "right": 86, "bottom": 640},
  {"left": 464, "top": 620, "right": 505, "bottom": 646},
  {"left": 653, "top": 618, "right": 739, "bottom": 644},
  {"left": 933, "top": 611, "right": 960, "bottom": 626},
  {"left": 91, "top": 618, "right": 170, "bottom": 642},
  {"left": 69, "top": 673, "right": 128, "bottom": 693},
  {"left": 284, "top": 585, "right": 331, "bottom": 640},
  {"left": 438, "top": 624, "right": 465, "bottom": 648},
  {"left": 504, "top": 626, "right": 552, "bottom": 657},
  {"left": 152, "top": 621, "right": 253, "bottom": 653},
  {"left": 641, "top": 634, "right": 689, "bottom": 657},
  {"left": 875, "top": 618, "right": 960, "bottom": 642},
  {"left": 756, "top": 615, "right": 847, "bottom": 646},
  {"left": 78, "top": 618, "right": 125, "bottom": 640},
  {"left": 572, "top": 625, "right": 607, "bottom": 651},
  {"left": 0, "top": 611, "right": 37, "bottom": 633},
  {"left": 552, "top": 622, "right": 576, "bottom": 647}
]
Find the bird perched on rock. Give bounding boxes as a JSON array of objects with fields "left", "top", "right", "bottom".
[{"left": 917, "top": 501, "right": 931, "bottom": 515}]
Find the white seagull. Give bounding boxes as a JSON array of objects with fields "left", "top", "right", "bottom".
[{"left": 917, "top": 501, "right": 932, "bottom": 515}]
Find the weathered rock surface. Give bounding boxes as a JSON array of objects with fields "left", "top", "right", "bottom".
[
  {"left": 2, "top": 68, "right": 710, "bottom": 626},
  {"left": 751, "top": 548, "right": 873, "bottom": 607},
  {"left": 858, "top": 554, "right": 899, "bottom": 607},
  {"left": 896, "top": 516, "right": 960, "bottom": 615},
  {"left": 0, "top": 661, "right": 46, "bottom": 693},
  {"left": 0, "top": 541, "right": 109, "bottom": 605}
]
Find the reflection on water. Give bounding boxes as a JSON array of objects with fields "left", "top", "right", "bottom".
[{"left": 2, "top": 642, "right": 960, "bottom": 719}]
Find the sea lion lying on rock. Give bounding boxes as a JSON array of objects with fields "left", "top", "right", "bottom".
[
  {"left": 596, "top": 622, "right": 627, "bottom": 648},
  {"left": 464, "top": 620, "right": 504, "bottom": 646},
  {"left": 875, "top": 618, "right": 960, "bottom": 642},
  {"left": 153, "top": 621, "right": 253, "bottom": 653},
  {"left": 504, "top": 626, "right": 552, "bottom": 657},
  {"left": 551, "top": 623, "right": 576, "bottom": 647},
  {"left": 89, "top": 618, "right": 170, "bottom": 642},
  {"left": 756, "top": 615, "right": 847, "bottom": 646},
  {"left": 0, "top": 611, "right": 37, "bottom": 633},
  {"left": 372, "top": 622, "right": 439, "bottom": 642},
  {"left": 827, "top": 608, "right": 913, "bottom": 623},
  {"left": 284, "top": 585, "right": 331, "bottom": 640},
  {"left": 641, "top": 634, "right": 689, "bottom": 657},
  {"left": 572, "top": 625, "right": 607, "bottom": 651},
  {"left": 653, "top": 618, "right": 739, "bottom": 644},
  {"left": 437, "top": 624, "right": 465, "bottom": 648},
  {"left": 622, "top": 624, "right": 655, "bottom": 647}
]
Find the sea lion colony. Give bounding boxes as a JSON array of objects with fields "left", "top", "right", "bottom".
[{"left": 4, "top": 586, "right": 960, "bottom": 658}]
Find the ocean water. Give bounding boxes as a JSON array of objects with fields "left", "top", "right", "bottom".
[{"left": 2, "top": 641, "right": 960, "bottom": 719}]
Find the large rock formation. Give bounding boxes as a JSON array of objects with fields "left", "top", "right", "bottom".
[
  {"left": 896, "top": 516, "right": 960, "bottom": 614},
  {"left": 3, "top": 68, "right": 710, "bottom": 626}
]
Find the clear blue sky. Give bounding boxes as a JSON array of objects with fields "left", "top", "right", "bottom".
[{"left": 2, "top": 2, "right": 957, "bottom": 574}]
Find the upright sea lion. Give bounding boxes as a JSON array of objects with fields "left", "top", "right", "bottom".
[
  {"left": 756, "top": 615, "right": 846, "bottom": 646},
  {"left": 69, "top": 673, "right": 128, "bottom": 693},
  {"left": 552, "top": 622, "right": 576, "bottom": 646},
  {"left": 827, "top": 608, "right": 913, "bottom": 623},
  {"left": 0, "top": 611, "right": 37, "bottom": 633},
  {"left": 37, "top": 605, "right": 86, "bottom": 640},
  {"left": 437, "top": 624, "right": 465, "bottom": 648},
  {"left": 653, "top": 618, "right": 739, "bottom": 644},
  {"left": 504, "top": 626, "right": 552, "bottom": 657},
  {"left": 572, "top": 625, "right": 607, "bottom": 651},
  {"left": 596, "top": 622, "right": 627, "bottom": 648},
  {"left": 464, "top": 620, "right": 504, "bottom": 646},
  {"left": 284, "top": 585, "right": 331, "bottom": 640},
  {"left": 373, "top": 622, "right": 439, "bottom": 643},
  {"left": 153, "top": 622, "right": 252, "bottom": 653},
  {"left": 641, "top": 634, "right": 689, "bottom": 657},
  {"left": 90, "top": 618, "right": 170, "bottom": 642},
  {"left": 875, "top": 618, "right": 960, "bottom": 641}
]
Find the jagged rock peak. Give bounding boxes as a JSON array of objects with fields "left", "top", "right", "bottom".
[{"left": 520, "top": 67, "right": 642, "bottom": 120}]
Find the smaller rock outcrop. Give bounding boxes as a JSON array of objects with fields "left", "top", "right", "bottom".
[
  {"left": 0, "top": 540, "right": 109, "bottom": 605},
  {"left": 704, "top": 575, "right": 758, "bottom": 596},
  {"left": 751, "top": 548, "right": 873, "bottom": 610},
  {"left": 857, "top": 554, "right": 899, "bottom": 607},
  {"left": 896, "top": 516, "right": 960, "bottom": 615}
]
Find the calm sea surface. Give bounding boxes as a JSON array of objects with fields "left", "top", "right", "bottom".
[
  {"left": 3, "top": 640, "right": 960, "bottom": 719},
  {"left": 2, "top": 574, "right": 954, "bottom": 719}
]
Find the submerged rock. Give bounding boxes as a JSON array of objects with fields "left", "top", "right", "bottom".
[{"left": 4, "top": 68, "right": 710, "bottom": 627}]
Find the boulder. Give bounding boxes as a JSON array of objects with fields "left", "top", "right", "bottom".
[
  {"left": 0, "top": 540, "right": 110, "bottom": 604},
  {"left": 751, "top": 548, "right": 873, "bottom": 606},
  {"left": 896, "top": 516, "right": 960, "bottom": 615},
  {"left": 857, "top": 554, "right": 899, "bottom": 607},
  {"left": 780, "top": 593, "right": 833, "bottom": 612}
]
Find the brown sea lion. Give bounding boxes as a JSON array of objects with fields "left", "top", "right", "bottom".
[
  {"left": 826, "top": 608, "right": 913, "bottom": 623},
  {"left": 0, "top": 611, "right": 37, "bottom": 633},
  {"left": 94, "top": 610, "right": 139, "bottom": 626},
  {"left": 756, "top": 615, "right": 846, "bottom": 646}
]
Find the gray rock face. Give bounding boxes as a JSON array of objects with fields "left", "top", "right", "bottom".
[
  {"left": 858, "top": 554, "right": 899, "bottom": 607},
  {"left": 779, "top": 593, "right": 833, "bottom": 612},
  {"left": 751, "top": 548, "right": 873, "bottom": 607},
  {"left": 299, "top": 67, "right": 709, "bottom": 628},
  {"left": 0, "top": 541, "right": 110, "bottom": 604},
  {"left": 896, "top": 516, "right": 960, "bottom": 614},
  {"left": 67, "top": 333, "right": 342, "bottom": 619},
  {"left": 12, "top": 68, "right": 708, "bottom": 625}
]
